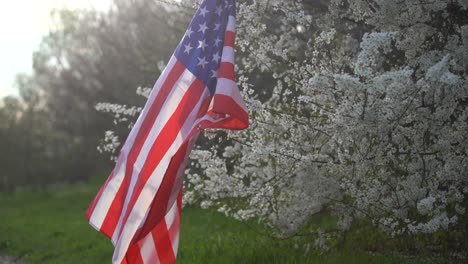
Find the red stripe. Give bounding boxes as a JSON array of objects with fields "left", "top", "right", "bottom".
[
  {"left": 199, "top": 94, "right": 249, "bottom": 130},
  {"left": 218, "top": 62, "right": 235, "bottom": 81},
  {"left": 177, "top": 186, "right": 182, "bottom": 215},
  {"left": 197, "top": 96, "right": 212, "bottom": 119},
  {"left": 153, "top": 220, "right": 176, "bottom": 264},
  {"left": 168, "top": 204, "right": 181, "bottom": 243},
  {"left": 128, "top": 150, "right": 188, "bottom": 263},
  {"left": 224, "top": 31, "right": 235, "bottom": 47},
  {"left": 134, "top": 140, "right": 190, "bottom": 241},
  {"left": 117, "top": 79, "right": 205, "bottom": 240},
  {"left": 125, "top": 243, "right": 144, "bottom": 264},
  {"left": 99, "top": 61, "right": 186, "bottom": 239}
]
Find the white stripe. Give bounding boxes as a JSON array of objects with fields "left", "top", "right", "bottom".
[
  {"left": 215, "top": 78, "right": 248, "bottom": 112},
  {"left": 197, "top": 113, "right": 229, "bottom": 124},
  {"left": 112, "top": 86, "right": 210, "bottom": 264},
  {"left": 165, "top": 135, "right": 196, "bottom": 216},
  {"left": 140, "top": 167, "right": 185, "bottom": 262},
  {"left": 133, "top": 55, "right": 178, "bottom": 145},
  {"left": 88, "top": 56, "right": 177, "bottom": 229},
  {"left": 165, "top": 201, "right": 178, "bottom": 230},
  {"left": 112, "top": 68, "right": 197, "bottom": 243},
  {"left": 89, "top": 158, "right": 127, "bottom": 232},
  {"left": 226, "top": 16, "right": 235, "bottom": 33},
  {"left": 171, "top": 227, "right": 180, "bottom": 258},
  {"left": 168, "top": 205, "right": 180, "bottom": 257},
  {"left": 138, "top": 209, "right": 149, "bottom": 229},
  {"left": 162, "top": 135, "right": 196, "bottom": 258},
  {"left": 140, "top": 233, "right": 160, "bottom": 264},
  {"left": 221, "top": 46, "right": 234, "bottom": 63},
  {"left": 208, "top": 96, "right": 215, "bottom": 112},
  {"left": 137, "top": 132, "right": 191, "bottom": 230},
  {"left": 112, "top": 166, "right": 140, "bottom": 243},
  {"left": 124, "top": 55, "right": 178, "bottom": 156}
]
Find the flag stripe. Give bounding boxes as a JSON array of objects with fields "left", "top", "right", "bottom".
[
  {"left": 218, "top": 62, "right": 235, "bottom": 81},
  {"left": 112, "top": 68, "right": 198, "bottom": 243},
  {"left": 164, "top": 141, "right": 193, "bottom": 259},
  {"left": 198, "top": 97, "right": 248, "bottom": 130},
  {"left": 116, "top": 78, "right": 204, "bottom": 239},
  {"left": 135, "top": 139, "right": 191, "bottom": 241},
  {"left": 88, "top": 57, "right": 182, "bottom": 233},
  {"left": 198, "top": 77, "right": 248, "bottom": 130},
  {"left": 125, "top": 242, "right": 144, "bottom": 264},
  {"left": 213, "top": 94, "right": 249, "bottom": 123},
  {"left": 153, "top": 220, "right": 175, "bottom": 263},
  {"left": 139, "top": 233, "right": 159, "bottom": 264},
  {"left": 224, "top": 31, "right": 235, "bottom": 47},
  {"left": 135, "top": 188, "right": 187, "bottom": 264},
  {"left": 167, "top": 204, "right": 181, "bottom": 257},
  {"left": 87, "top": 2, "right": 249, "bottom": 263},
  {"left": 226, "top": 16, "right": 235, "bottom": 32},
  {"left": 86, "top": 168, "right": 114, "bottom": 222},
  {"left": 112, "top": 78, "right": 208, "bottom": 263},
  {"left": 220, "top": 47, "right": 234, "bottom": 63},
  {"left": 165, "top": 199, "right": 178, "bottom": 232},
  {"left": 88, "top": 56, "right": 178, "bottom": 229},
  {"left": 215, "top": 78, "right": 248, "bottom": 112},
  {"left": 99, "top": 60, "right": 186, "bottom": 241}
]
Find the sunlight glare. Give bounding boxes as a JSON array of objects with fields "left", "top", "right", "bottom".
[{"left": 0, "top": 0, "right": 112, "bottom": 98}]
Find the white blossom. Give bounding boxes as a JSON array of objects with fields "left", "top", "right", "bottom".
[{"left": 98, "top": 0, "right": 468, "bottom": 246}]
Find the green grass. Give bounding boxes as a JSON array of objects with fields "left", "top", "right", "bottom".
[{"left": 0, "top": 180, "right": 452, "bottom": 263}]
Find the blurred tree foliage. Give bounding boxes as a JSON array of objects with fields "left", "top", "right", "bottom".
[{"left": 0, "top": 0, "right": 192, "bottom": 191}]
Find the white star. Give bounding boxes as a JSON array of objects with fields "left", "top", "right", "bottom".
[
  {"left": 197, "top": 57, "right": 208, "bottom": 68},
  {"left": 214, "top": 23, "right": 221, "bottom": 31},
  {"left": 212, "top": 53, "right": 221, "bottom": 62},
  {"left": 215, "top": 6, "right": 223, "bottom": 16},
  {"left": 199, "top": 6, "right": 209, "bottom": 17},
  {"left": 184, "top": 43, "right": 193, "bottom": 54},
  {"left": 214, "top": 37, "right": 222, "bottom": 47},
  {"left": 198, "top": 40, "right": 208, "bottom": 51},
  {"left": 198, "top": 22, "right": 208, "bottom": 34},
  {"left": 185, "top": 28, "right": 194, "bottom": 38},
  {"left": 211, "top": 70, "right": 219, "bottom": 78}
]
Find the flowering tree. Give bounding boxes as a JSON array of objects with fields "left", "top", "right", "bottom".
[{"left": 98, "top": 0, "right": 468, "bottom": 249}]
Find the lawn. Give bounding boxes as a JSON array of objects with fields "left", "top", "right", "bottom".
[{"left": 0, "top": 180, "right": 450, "bottom": 263}]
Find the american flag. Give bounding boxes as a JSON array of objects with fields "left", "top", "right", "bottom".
[{"left": 86, "top": 0, "right": 248, "bottom": 263}]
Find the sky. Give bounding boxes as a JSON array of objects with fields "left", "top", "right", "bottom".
[{"left": 0, "top": 0, "right": 113, "bottom": 99}]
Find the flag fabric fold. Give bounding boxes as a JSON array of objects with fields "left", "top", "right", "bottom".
[{"left": 86, "top": 0, "right": 248, "bottom": 263}]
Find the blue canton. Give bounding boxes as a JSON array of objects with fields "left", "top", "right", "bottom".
[{"left": 174, "top": 0, "right": 236, "bottom": 95}]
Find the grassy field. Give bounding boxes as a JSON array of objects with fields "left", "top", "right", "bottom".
[{"left": 0, "top": 179, "right": 453, "bottom": 263}]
